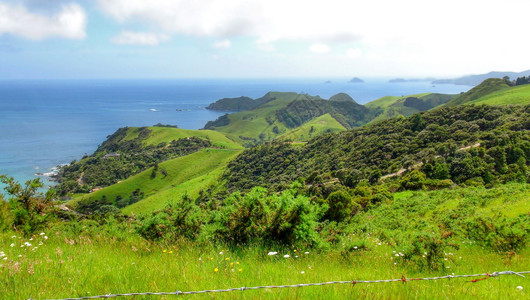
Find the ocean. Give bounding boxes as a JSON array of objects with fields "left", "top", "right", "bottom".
[{"left": 0, "top": 78, "right": 470, "bottom": 190}]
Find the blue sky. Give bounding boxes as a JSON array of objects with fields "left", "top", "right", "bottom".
[{"left": 1, "top": 0, "right": 529, "bottom": 79}]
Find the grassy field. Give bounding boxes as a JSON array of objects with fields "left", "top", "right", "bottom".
[
  {"left": 2, "top": 183, "right": 529, "bottom": 299},
  {"left": 1, "top": 230, "right": 528, "bottom": 299},
  {"left": 69, "top": 149, "right": 241, "bottom": 215},
  {"left": 122, "top": 127, "right": 243, "bottom": 149},
  {"left": 278, "top": 113, "right": 346, "bottom": 141},
  {"left": 466, "top": 84, "right": 530, "bottom": 105}
]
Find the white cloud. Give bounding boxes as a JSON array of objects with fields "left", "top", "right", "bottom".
[
  {"left": 346, "top": 48, "right": 362, "bottom": 58},
  {"left": 255, "top": 38, "right": 275, "bottom": 52},
  {"left": 0, "top": 2, "right": 86, "bottom": 40},
  {"left": 111, "top": 31, "right": 170, "bottom": 46},
  {"left": 212, "top": 39, "right": 231, "bottom": 49},
  {"left": 96, "top": 0, "right": 530, "bottom": 76},
  {"left": 309, "top": 43, "right": 330, "bottom": 54}
]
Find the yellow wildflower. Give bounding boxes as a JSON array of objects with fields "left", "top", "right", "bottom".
[
  {"left": 225, "top": 257, "right": 229, "bottom": 261},
  {"left": 238, "top": 268, "right": 242, "bottom": 272},
  {"left": 163, "top": 250, "right": 167, "bottom": 253},
  {"left": 230, "top": 262, "right": 234, "bottom": 266},
  {"left": 214, "top": 268, "right": 219, "bottom": 272},
  {"left": 236, "top": 262, "right": 240, "bottom": 265}
]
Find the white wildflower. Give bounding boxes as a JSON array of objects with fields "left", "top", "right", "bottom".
[
  {"left": 516, "top": 286, "right": 523, "bottom": 291},
  {"left": 11, "top": 235, "right": 16, "bottom": 238},
  {"left": 267, "top": 252, "right": 278, "bottom": 256},
  {"left": 395, "top": 254, "right": 399, "bottom": 257},
  {"left": 301, "top": 271, "right": 305, "bottom": 274},
  {"left": 44, "top": 236, "right": 48, "bottom": 240},
  {"left": 284, "top": 254, "right": 290, "bottom": 258},
  {"left": 10, "top": 244, "right": 15, "bottom": 247},
  {"left": 304, "top": 252, "right": 309, "bottom": 255},
  {"left": 219, "top": 251, "right": 223, "bottom": 255},
  {"left": 40, "top": 232, "right": 45, "bottom": 236},
  {"left": 2, "top": 257, "right": 6, "bottom": 260},
  {"left": 354, "top": 246, "right": 358, "bottom": 249}
]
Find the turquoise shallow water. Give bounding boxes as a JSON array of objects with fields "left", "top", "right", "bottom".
[{"left": 0, "top": 78, "right": 470, "bottom": 189}]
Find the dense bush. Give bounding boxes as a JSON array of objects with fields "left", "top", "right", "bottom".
[
  {"left": 225, "top": 105, "right": 530, "bottom": 192},
  {"left": 0, "top": 176, "right": 55, "bottom": 235}
]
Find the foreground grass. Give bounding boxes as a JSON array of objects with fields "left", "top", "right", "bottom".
[{"left": 1, "top": 231, "right": 528, "bottom": 300}]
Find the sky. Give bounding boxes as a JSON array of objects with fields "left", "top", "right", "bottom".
[{"left": 0, "top": 0, "right": 529, "bottom": 79}]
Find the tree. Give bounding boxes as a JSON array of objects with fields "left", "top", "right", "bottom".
[{"left": 0, "top": 175, "right": 55, "bottom": 234}]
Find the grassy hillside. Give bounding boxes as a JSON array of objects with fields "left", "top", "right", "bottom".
[
  {"left": 69, "top": 149, "right": 240, "bottom": 214},
  {"left": 278, "top": 113, "right": 346, "bottom": 141},
  {"left": 204, "top": 92, "right": 320, "bottom": 146},
  {"left": 365, "top": 93, "right": 456, "bottom": 123},
  {"left": 444, "top": 78, "right": 510, "bottom": 106},
  {"left": 365, "top": 93, "right": 430, "bottom": 109},
  {"left": 461, "top": 84, "right": 530, "bottom": 105},
  {"left": 123, "top": 126, "right": 242, "bottom": 149}
]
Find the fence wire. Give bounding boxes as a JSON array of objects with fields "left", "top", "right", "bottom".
[{"left": 30, "top": 270, "right": 529, "bottom": 300}]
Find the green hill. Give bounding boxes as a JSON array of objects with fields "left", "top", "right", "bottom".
[
  {"left": 366, "top": 93, "right": 456, "bottom": 123},
  {"left": 278, "top": 113, "right": 346, "bottom": 141},
  {"left": 203, "top": 92, "right": 328, "bottom": 146},
  {"left": 55, "top": 126, "right": 242, "bottom": 196},
  {"left": 69, "top": 149, "right": 240, "bottom": 215},
  {"left": 444, "top": 78, "right": 510, "bottom": 106},
  {"left": 121, "top": 126, "right": 242, "bottom": 149},
  {"left": 224, "top": 105, "right": 529, "bottom": 191},
  {"left": 456, "top": 83, "right": 530, "bottom": 105}
]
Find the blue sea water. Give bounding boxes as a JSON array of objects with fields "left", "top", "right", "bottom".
[{"left": 0, "top": 78, "right": 470, "bottom": 189}]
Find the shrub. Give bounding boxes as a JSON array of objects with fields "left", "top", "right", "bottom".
[
  {"left": 399, "top": 233, "right": 453, "bottom": 271},
  {"left": 466, "top": 215, "right": 529, "bottom": 252},
  {"left": 204, "top": 185, "right": 323, "bottom": 246}
]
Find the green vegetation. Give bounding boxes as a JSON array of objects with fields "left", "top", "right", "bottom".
[
  {"left": 366, "top": 93, "right": 456, "bottom": 123},
  {"left": 461, "top": 84, "right": 530, "bottom": 106},
  {"left": 2, "top": 79, "right": 530, "bottom": 299},
  {"left": 278, "top": 114, "right": 346, "bottom": 141},
  {"left": 1, "top": 180, "right": 528, "bottom": 299},
  {"left": 444, "top": 78, "right": 511, "bottom": 106},
  {"left": 55, "top": 126, "right": 241, "bottom": 196},
  {"left": 225, "top": 105, "right": 529, "bottom": 192},
  {"left": 204, "top": 92, "right": 320, "bottom": 146},
  {"left": 69, "top": 149, "right": 240, "bottom": 215},
  {"left": 122, "top": 126, "right": 242, "bottom": 149}
]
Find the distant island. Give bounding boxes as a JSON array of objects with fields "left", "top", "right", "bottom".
[
  {"left": 389, "top": 77, "right": 436, "bottom": 83},
  {"left": 349, "top": 77, "right": 364, "bottom": 83},
  {"left": 432, "top": 69, "right": 530, "bottom": 86},
  {"left": 388, "top": 78, "right": 407, "bottom": 83}
]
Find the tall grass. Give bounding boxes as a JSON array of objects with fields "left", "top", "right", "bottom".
[{"left": 1, "top": 229, "right": 528, "bottom": 299}]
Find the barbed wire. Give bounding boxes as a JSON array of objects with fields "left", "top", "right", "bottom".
[{"left": 30, "top": 270, "right": 528, "bottom": 300}]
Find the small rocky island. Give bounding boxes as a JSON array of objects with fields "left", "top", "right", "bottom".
[{"left": 349, "top": 77, "right": 364, "bottom": 83}]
